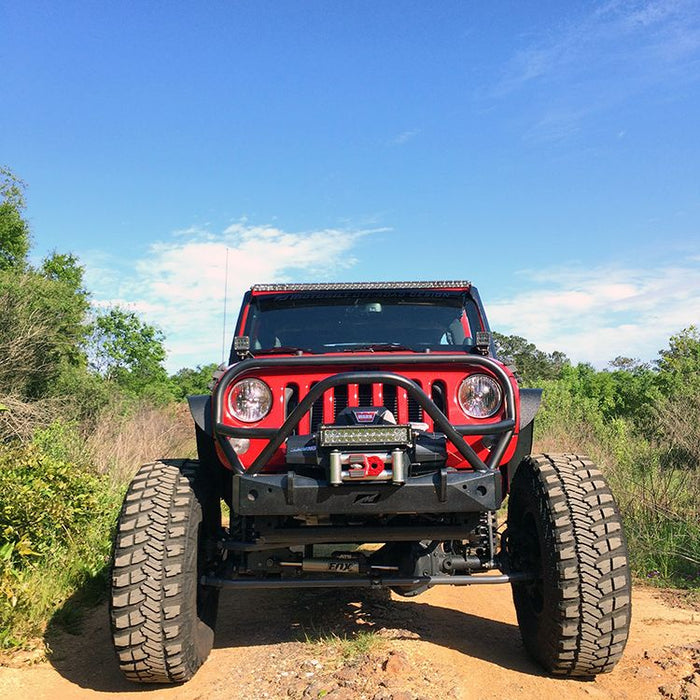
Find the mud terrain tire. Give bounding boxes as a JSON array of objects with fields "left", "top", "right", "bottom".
[
  {"left": 110, "top": 459, "right": 219, "bottom": 683},
  {"left": 507, "top": 454, "right": 631, "bottom": 677}
]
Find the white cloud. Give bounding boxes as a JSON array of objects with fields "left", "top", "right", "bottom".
[
  {"left": 89, "top": 222, "right": 380, "bottom": 371},
  {"left": 391, "top": 129, "right": 420, "bottom": 145},
  {"left": 499, "top": 0, "right": 700, "bottom": 92},
  {"left": 491, "top": 0, "right": 700, "bottom": 140},
  {"left": 488, "top": 259, "right": 700, "bottom": 366},
  {"left": 85, "top": 224, "right": 700, "bottom": 373}
]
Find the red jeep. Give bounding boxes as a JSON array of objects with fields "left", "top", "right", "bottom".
[{"left": 110, "top": 281, "right": 631, "bottom": 683}]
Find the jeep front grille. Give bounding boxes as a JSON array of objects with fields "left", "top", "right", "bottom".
[{"left": 287, "top": 380, "right": 449, "bottom": 434}]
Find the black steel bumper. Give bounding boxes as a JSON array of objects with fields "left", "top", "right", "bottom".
[{"left": 233, "top": 467, "right": 502, "bottom": 516}]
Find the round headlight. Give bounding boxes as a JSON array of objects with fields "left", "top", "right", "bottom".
[
  {"left": 458, "top": 374, "right": 502, "bottom": 418},
  {"left": 228, "top": 378, "right": 272, "bottom": 422}
]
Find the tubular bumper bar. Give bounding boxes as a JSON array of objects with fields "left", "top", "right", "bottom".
[{"left": 213, "top": 354, "right": 516, "bottom": 475}]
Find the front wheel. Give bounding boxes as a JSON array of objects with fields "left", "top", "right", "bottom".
[
  {"left": 110, "top": 459, "right": 220, "bottom": 683},
  {"left": 507, "top": 454, "right": 631, "bottom": 677}
]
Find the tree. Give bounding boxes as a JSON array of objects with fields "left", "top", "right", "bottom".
[
  {"left": 656, "top": 326, "right": 700, "bottom": 396},
  {"left": 608, "top": 356, "right": 650, "bottom": 373},
  {"left": 0, "top": 172, "right": 92, "bottom": 399},
  {"left": 0, "top": 269, "right": 91, "bottom": 399},
  {"left": 41, "top": 252, "right": 87, "bottom": 294},
  {"left": 653, "top": 327, "right": 700, "bottom": 470},
  {"left": 88, "top": 308, "right": 173, "bottom": 401},
  {"left": 39, "top": 252, "right": 91, "bottom": 365},
  {"left": 170, "top": 363, "right": 219, "bottom": 401},
  {"left": 0, "top": 167, "right": 30, "bottom": 271},
  {"left": 493, "top": 332, "right": 570, "bottom": 384}
]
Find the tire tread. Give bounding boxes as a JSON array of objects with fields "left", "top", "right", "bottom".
[
  {"left": 109, "top": 459, "right": 211, "bottom": 684},
  {"left": 510, "top": 453, "right": 632, "bottom": 677}
]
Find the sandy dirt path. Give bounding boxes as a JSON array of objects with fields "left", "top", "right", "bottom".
[{"left": 1, "top": 583, "right": 698, "bottom": 700}]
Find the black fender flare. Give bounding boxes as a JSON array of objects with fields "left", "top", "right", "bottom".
[
  {"left": 519, "top": 388, "right": 542, "bottom": 430},
  {"left": 188, "top": 394, "right": 213, "bottom": 437},
  {"left": 188, "top": 394, "right": 232, "bottom": 507},
  {"left": 505, "top": 388, "right": 543, "bottom": 488}
]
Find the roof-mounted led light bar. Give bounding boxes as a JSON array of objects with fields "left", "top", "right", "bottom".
[{"left": 251, "top": 281, "right": 472, "bottom": 292}]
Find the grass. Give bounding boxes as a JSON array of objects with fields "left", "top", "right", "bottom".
[
  {"left": 87, "top": 400, "right": 195, "bottom": 482},
  {"left": 534, "top": 407, "right": 700, "bottom": 589},
  {"left": 305, "top": 629, "right": 386, "bottom": 661},
  {"left": 0, "top": 481, "right": 123, "bottom": 650},
  {"left": 0, "top": 400, "right": 195, "bottom": 653}
]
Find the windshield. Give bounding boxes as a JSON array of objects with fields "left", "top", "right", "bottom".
[{"left": 242, "top": 291, "right": 482, "bottom": 353}]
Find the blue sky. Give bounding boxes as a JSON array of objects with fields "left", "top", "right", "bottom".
[{"left": 2, "top": 0, "right": 699, "bottom": 371}]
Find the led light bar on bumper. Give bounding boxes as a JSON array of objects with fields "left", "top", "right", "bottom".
[{"left": 319, "top": 424, "right": 412, "bottom": 447}]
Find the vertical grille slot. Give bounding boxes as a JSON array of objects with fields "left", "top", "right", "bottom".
[
  {"left": 408, "top": 379, "right": 423, "bottom": 423},
  {"left": 334, "top": 385, "right": 348, "bottom": 416},
  {"left": 358, "top": 383, "right": 373, "bottom": 406},
  {"left": 309, "top": 382, "right": 324, "bottom": 433},
  {"left": 431, "top": 381, "right": 447, "bottom": 414},
  {"left": 383, "top": 384, "right": 398, "bottom": 417},
  {"left": 285, "top": 384, "right": 300, "bottom": 435}
]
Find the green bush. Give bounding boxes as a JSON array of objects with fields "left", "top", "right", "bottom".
[
  {"left": 0, "top": 445, "right": 110, "bottom": 560},
  {"left": 0, "top": 444, "right": 122, "bottom": 646},
  {"left": 32, "top": 419, "right": 87, "bottom": 466}
]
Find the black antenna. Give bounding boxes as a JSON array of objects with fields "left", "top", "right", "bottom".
[{"left": 221, "top": 247, "right": 229, "bottom": 363}]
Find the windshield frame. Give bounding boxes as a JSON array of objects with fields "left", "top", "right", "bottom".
[{"left": 236, "top": 289, "right": 486, "bottom": 357}]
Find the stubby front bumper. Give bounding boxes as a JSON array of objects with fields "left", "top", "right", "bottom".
[{"left": 234, "top": 467, "right": 501, "bottom": 516}]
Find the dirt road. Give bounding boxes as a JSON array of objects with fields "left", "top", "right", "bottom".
[{"left": 1, "top": 583, "right": 699, "bottom": 700}]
